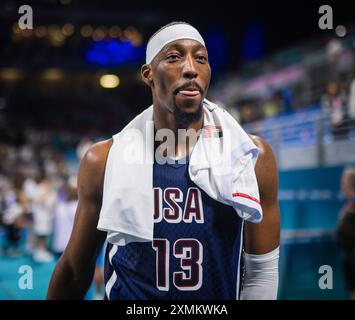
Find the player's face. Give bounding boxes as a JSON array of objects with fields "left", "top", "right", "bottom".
[{"left": 151, "top": 39, "right": 211, "bottom": 116}]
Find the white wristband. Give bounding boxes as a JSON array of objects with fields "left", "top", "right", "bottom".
[{"left": 240, "top": 246, "right": 280, "bottom": 300}]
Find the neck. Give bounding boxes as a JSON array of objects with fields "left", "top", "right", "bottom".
[
  {"left": 153, "top": 105, "right": 204, "bottom": 132},
  {"left": 153, "top": 102, "right": 204, "bottom": 159}
]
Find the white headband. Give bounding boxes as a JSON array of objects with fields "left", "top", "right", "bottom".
[{"left": 146, "top": 23, "right": 205, "bottom": 64}]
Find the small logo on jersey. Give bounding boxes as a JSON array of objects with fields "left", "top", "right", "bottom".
[{"left": 203, "top": 125, "right": 223, "bottom": 138}]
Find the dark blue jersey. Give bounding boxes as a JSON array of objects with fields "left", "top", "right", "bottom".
[{"left": 104, "top": 156, "right": 244, "bottom": 299}]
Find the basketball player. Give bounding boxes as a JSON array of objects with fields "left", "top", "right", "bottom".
[{"left": 47, "top": 22, "right": 280, "bottom": 300}]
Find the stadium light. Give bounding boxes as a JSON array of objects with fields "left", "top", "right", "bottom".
[
  {"left": 0, "top": 68, "right": 24, "bottom": 81},
  {"left": 42, "top": 68, "right": 64, "bottom": 81},
  {"left": 99, "top": 74, "right": 120, "bottom": 88}
]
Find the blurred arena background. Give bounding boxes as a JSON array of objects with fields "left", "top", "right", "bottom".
[{"left": 0, "top": 0, "right": 355, "bottom": 300}]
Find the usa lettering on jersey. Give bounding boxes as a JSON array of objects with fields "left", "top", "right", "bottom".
[{"left": 153, "top": 187, "right": 204, "bottom": 223}]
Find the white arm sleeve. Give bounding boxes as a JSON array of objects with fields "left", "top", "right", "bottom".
[{"left": 240, "top": 246, "right": 280, "bottom": 300}]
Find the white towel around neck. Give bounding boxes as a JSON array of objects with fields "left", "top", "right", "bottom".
[{"left": 97, "top": 99, "right": 262, "bottom": 245}]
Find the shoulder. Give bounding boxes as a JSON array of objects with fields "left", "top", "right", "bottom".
[
  {"left": 248, "top": 134, "right": 278, "bottom": 200},
  {"left": 80, "top": 138, "right": 113, "bottom": 169},
  {"left": 77, "top": 138, "right": 113, "bottom": 200},
  {"left": 248, "top": 134, "right": 277, "bottom": 169}
]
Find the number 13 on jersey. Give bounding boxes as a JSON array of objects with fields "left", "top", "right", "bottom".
[{"left": 152, "top": 238, "right": 203, "bottom": 291}]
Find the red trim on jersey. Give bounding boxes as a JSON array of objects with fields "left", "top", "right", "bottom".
[{"left": 232, "top": 192, "right": 260, "bottom": 204}]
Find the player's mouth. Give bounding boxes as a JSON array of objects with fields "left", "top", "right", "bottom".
[
  {"left": 178, "top": 89, "right": 200, "bottom": 97},
  {"left": 174, "top": 82, "right": 203, "bottom": 98}
]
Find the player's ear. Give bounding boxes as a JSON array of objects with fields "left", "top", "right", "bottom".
[{"left": 141, "top": 64, "right": 154, "bottom": 87}]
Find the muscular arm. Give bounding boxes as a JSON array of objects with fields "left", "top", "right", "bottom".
[
  {"left": 240, "top": 135, "right": 280, "bottom": 300},
  {"left": 46, "top": 139, "right": 112, "bottom": 299},
  {"left": 244, "top": 135, "right": 280, "bottom": 254}
]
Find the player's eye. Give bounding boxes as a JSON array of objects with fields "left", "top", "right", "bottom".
[
  {"left": 166, "top": 54, "right": 181, "bottom": 62},
  {"left": 196, "top": 55, "right": 208, "bottom": 63}
]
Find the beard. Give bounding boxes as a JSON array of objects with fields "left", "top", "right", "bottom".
[{"left": 172, "top": 101, "right": 203, "bottom": 129}]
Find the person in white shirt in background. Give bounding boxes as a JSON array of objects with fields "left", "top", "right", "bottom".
[
  {"left": 321, "top": 80, "right": 349, "bottom": 139},
  {"left": 32, "top": 177, "right": 57, "bottom": 263},
  {"left": 52, "top": 176, "right": 78, "bottom": 258},
  {"left": 23, "top": 171, "right": 40, "bottom": 255},
  {"left": 1, "top": 185, "right": 27, "bottom": 257}
]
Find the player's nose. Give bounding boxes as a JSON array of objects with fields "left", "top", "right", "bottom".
[{"left": 182, "top": 55, "right": 198, "bottom": 79}]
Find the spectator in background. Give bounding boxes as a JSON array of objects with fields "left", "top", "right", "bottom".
[
  {"left": 263, "top": 91, "right": 284, "bottom": 118},
  {"left": 32, "top": 177, "right": 56, "bottom": 263},
  {"left": 23, "top": 170, "right": 40, "bottom": 255},
  {"left": 52, "top": 176, "right": 78, "bottom": 258},
  {"left": 280, "top": 88, "right": 293, "bottom": 115},
  {"left": 321, "top": 81, "right": 348, "bottom": 139},
  {"left": 239, "top": 103, "right": 259, "bottom": 124},
  {"left": 337, "top": 167, "right": 355, "bottom": 300},
  {"left": 348, "top": 66, "right": 355, "bottom": 121},
  {"left": 1, "top": 188, "right": 27, "bottom": 257}
]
